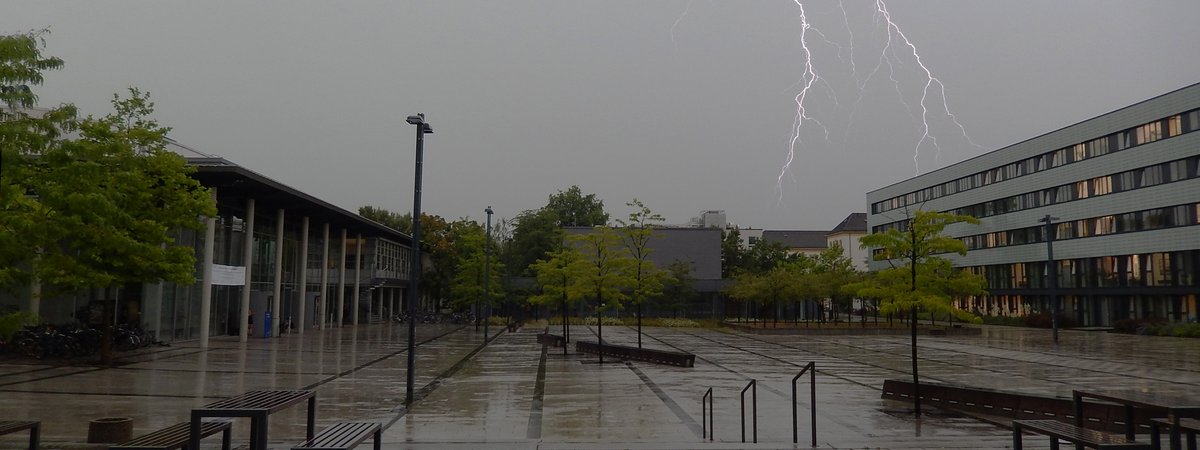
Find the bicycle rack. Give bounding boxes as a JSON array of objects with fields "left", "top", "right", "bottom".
[
  {"left": 740, "top": 379, "right": 757, "bottom": 443},
  {"left": 701, "top": 387, "right": 714, "bottom": 441},
  {"left": 792, "top": 361, "right": 817, "bottom": 446}
]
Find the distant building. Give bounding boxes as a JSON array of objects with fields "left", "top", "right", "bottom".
[
  {"left": 688, "top": 210, "right": 727, "bottom": 229},
  {"left": 826, "top": 213, "right": 869, "bottom": 271},
  {"left": 761, "top": 230, "right": 828, "bottom": 257}
]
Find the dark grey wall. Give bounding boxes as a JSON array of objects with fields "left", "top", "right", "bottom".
[{"left": 563, "top": 227, "right": 722, "bottom": 280}]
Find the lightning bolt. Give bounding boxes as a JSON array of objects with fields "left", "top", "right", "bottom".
[
  {"left": 664, "top": 1, "right": 982, "bottom": 203},
  {"left": 778, "top": 1, "right": 825, "bottom": 204},
  {"left": 874, "top": 0, "right": 981, "bottom": 173},
  {"left": 670, "top": 0, "right": 693, "bottom": 52}
]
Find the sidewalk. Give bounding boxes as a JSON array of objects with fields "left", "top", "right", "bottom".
[{"left": 2, "top": 322, "right": 1197, "bottom": 449}]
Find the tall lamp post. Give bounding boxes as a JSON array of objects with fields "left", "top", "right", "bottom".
[
  {"left": 483, "top": 206, "right": 493, "bottom": 342},
  {"left": 1040, "top": 214, "right": 1060, "bottom": 344},
  {"left": 404, "top": 113, "right": 433, "bottom": 406}
]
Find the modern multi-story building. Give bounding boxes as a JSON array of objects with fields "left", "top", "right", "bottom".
[
  {"left": 866, "top": 83, "right": 1200, "bottom": 327},
  {"left": 1, "top": 140, "right": 421, "bottom": 345}
]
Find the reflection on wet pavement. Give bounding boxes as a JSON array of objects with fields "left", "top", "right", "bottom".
[{"left": 1, "top": 322, "right": 1196, "bottom": 449}]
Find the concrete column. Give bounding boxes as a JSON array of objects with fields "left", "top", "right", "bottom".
[
  {"left": 319, "top": 223, "right": 329, "bottom": 330},
  {"left": 297, "top": 216, "right": 309, "bottom": 336},
  {"left": 352, "top": 234, "right": 363, "bottom": 326},
  {"left": 337, "top": 229, "right": 347, "bottom": 327},
  {"left": 240, "top": 198, "right": 256, "bottom": 342},
  {"left": 199, "top": 189, "right": 217, "bottom": 348},
  {"left": 389, "top": 289, "right": 394, "bottom": 317},
  {"left": 271, "top": 208, "right": 285, "bottom": 337}
]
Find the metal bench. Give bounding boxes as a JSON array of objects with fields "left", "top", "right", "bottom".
[
  {"left": 1150, "top": 418, "right": 1200, "bottom": 450},
  {"left": 0, "top": 420, "right": 39, "bottom": 450},
  {"left": 113, "top": 421, "right": 232, "bottom": 450},
  {"left": 293, "top": 422, "right": 380, "bottom": 450},
  {"left": 536, "top": 333, "right": 565, "bottom": 347},
  {"left": 1013, "top": 419, "right": 1152, "bottom": 450},
  {"left": 575, "top": 341, "right": 695, "bottom": 367}
]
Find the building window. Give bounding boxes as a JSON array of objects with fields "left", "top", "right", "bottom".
[
  {"left": 1142, "top": 166, "right": 1163, "bottom": 187},
  {"left": 1136, "top": 121, "right": 1163, "bottom": 145},
  {"left": 1168, "top": 114, "right": 1183, "bottom": 137},
  {"left": 1095, "top": 215, "right": 1116, "bottom": 235},
  {"left": 1092, "top": 175, "right": 1112, "bottom": 196}
]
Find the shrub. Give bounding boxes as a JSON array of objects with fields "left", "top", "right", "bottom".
[
  {"left": 655, "top": 318, "right": 699, "bottom": 327},
  {"left": 1169, "top": 323, "right": 1200, "bottom": 338},
  {"left": 0, "top": 311, "right": 40, "bottom": 342}
]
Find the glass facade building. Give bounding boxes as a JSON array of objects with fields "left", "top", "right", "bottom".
[
  {"left": 0, "top": 144, "right": 418, "bottom": 345},
  {"left": 866, "top": 83, "right": 1200, "bottom": 327}
]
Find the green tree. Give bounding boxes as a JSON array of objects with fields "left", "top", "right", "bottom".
[
  {"left": 720, "top": 228, "right": 743, "bottom": 278},
  {"left": 856, "top": 209, "right": 985, "bottom": 417},
  {"left": 528, "top": 246, "right": 586, "bottom": 349},
  {"left": 568, "top": 227, "right": 632, "bottom": 362},
  {"left": 448, "top": 224, "right": 505, "bottom": 316},
  {"left": 616, "top": 199, "right": 667, "bottom": 347},
  {"left": 506, "top": 208, "right": 563, "bottom": 276},
  {"left": 659, "top": 260, "right": 696, "bottom": 318},
  {"left": 741, "top": 240, "right": 796, "bottom": 274},
  {"left": 727, "top": 262, "right": 805, "bottom": 326},
  {"left": 810, "top": 242, "right": 862, "bottom": 322},
  {"left": 1, "top": 30, "right": 75, "bottom": 294},
  {"left": 357, "top": 205, "right": 408, "bottom": 231},
  {"left": 546, "top": 185, "right": 608, "bottom": 227}
]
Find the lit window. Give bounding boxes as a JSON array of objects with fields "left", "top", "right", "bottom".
[
  {"left": 1136, "top": 121, "right": 1163, "bottom": 145},
  {"left": 1092, "top": 176, "right": 1112, "bottom": 196},
  {"left": 1168, "top": 115, "right": 1183, "bottom": 137},
  {"left": 1095, "top": 216, "right": 1116, "bottom": 235},
  {"left": 1075, "top": 181, "right": 1090, "bottom": 199},
  {"left": 1073, "top": 143, "right": 1087, "bottom": 161}
]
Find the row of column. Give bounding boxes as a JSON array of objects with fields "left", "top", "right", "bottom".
[{"left": 196, "top": 191, "right": 406, "bottom": 348}]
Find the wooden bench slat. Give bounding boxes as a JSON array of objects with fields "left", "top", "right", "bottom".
[
  {"left": 0, "top": 421, "right": 39, "bottom": 435},
  {"left": 1014, "top": 419, "right": 1151, "bottom": 449},
  {"left": 113, "top": 421, "right": 231, "bottom": 450},
  {"left": 294, "top": 422, "right": 380, "bottom": 450}
]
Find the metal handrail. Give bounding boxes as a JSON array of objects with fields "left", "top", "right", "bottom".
[
  {"left": 740, "top": 379, "right": 757, "bottom": 443},
  {"left": 792, "top": 361, "right": 817, "bottom": 446},
  {"left": 701, "top": 387, "right": 714, "bottom": 441}
]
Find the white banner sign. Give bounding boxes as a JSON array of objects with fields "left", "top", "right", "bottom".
[{"left": 212, "top": 264, "right": 247, "bottom": 286}]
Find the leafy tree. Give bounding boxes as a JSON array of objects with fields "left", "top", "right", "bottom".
[
  {"left": 856, "top": 209, "right": 985, "bottom": 416},
  {"left": 740, "top": 240, "right": 796, "bottom": 274},
  {"left": 528, "top": 246, "right": 586, "bottom": 349},
  {"left": 616, "top": 199, "right": 666, "bottom": 347},
  {"left": 506, "top": 208, "right": 563, "bottom": 276},
  {"left": 448, "top": 224, "right": 504, "bottom": 316},
  {"left": 568, "top": 226, "right": 632, "bottom": 362},
  {"left": 357, "top": 205, "right": 408, "bottom": 231},
  {"left": 546, "top": 185, "right": 608, "bottom": 227},
  {"left": 720, "top": 228, "right": 744, "bottom": 278},
  {"left": 2, "top": 34, "right": 217, "bottom": 361},
  {"left": 658, "top": 260, "right": 696, "bottom": 318},
  {"left": 1, "top": 30, "right": 75, "bottom": 293},
  {"left": 810, "top": 242, "right": 863, "bottom": 321},
  {"left": 727, "top": 262, "right": 804, "bottom": 326}
]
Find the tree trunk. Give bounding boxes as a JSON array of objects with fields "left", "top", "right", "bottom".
[
  {"left": 637, "top": 303, "right": 642, "bottom": 348},
  {"left": 911, "top": 305, "right": 921, "bottom": 417}
]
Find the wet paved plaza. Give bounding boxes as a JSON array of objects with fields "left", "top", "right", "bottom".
[{"left": 1, "top": 322, "right": 1198, "bottom": 449}]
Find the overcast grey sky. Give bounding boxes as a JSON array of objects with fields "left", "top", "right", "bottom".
[{"left": 7, "top": 1, "right": 1200, "bottom": 230}]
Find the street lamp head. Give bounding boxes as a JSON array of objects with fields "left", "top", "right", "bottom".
[
  {"left": 422, "top": 123, "right": 433, "bottom": 134},
  {"left": 406, "top": 114, "right": 424, "bottom": 125},
  {"left": 485, "top": 206, "right": 493, "bottom": 216}
]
